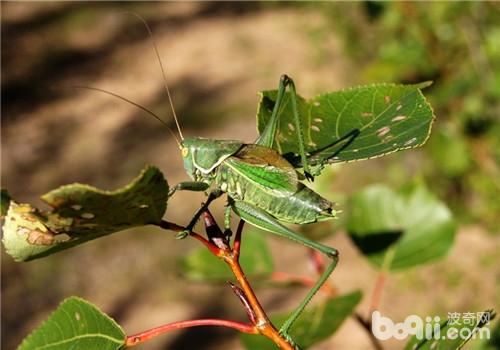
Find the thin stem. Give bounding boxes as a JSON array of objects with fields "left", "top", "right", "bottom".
[
  {"left": 155, "top": 215, "right": 296, "bottom": 350},
  {"left": 368, "top": 247, "right": 394, "bottom": 316},
  {"left": 308, "top": 248, "right": 326, "bottom": 275},
  {"left": 155, "top": 220, "right": 223, "bottom": 256},
  {"left": 229, "top": 282, "right": 258, "bottom": 324},
  {"left": 358, "top": 248, "right": 394, "bottom": 350},
  {"left": 369, "top": 272, "right": 387, "bottom": 315},
  {"left": 354, "top": 313, "right": 384, "bottom": 350},
  {"left": 226, "top": 253, "right": 270, "bottom": 326},
  {"left": 224, "top": 221, "right": 296, "bottom": 350},
  {"left": 125, "top": 319, "right": 258, "bottom": 347}
]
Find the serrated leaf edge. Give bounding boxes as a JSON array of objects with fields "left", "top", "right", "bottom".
[
  {"left": 17, "top": 296, "right": 125, "bottom": 350},
  {"left": 256, "top": 82, "right": 436, "bottom": 164}
]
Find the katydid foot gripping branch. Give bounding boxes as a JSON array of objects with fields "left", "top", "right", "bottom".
[{"left": 2, "top": 76, "right": 441, "bottom": 349}]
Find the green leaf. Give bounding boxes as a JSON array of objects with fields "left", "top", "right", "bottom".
[
  {"left": 17, "top": 296, "right": 125, "bottom": 350},
  {"left": 476, "top": 320, "right": 500, "bottom": 350},
  {"left": 180, "top": 230, "right": 274, "bottom": 281},
  {"left": 427, "top": 126, "right": 471, "bottom": 177},
  {"left": 2, "top": 166, "right": 168, "bottom": 261},
  {"left": 257, "top": 82, "right": 434, "bottom": 175},
  {"left": 241, "top": 291, "right": 362, "bottom": 350},
  {"left": 404, "top": 310, "right": 496, "bottom": 350},
  {"left": 346, "top": 182, "right": 456, "bottom": 270}
]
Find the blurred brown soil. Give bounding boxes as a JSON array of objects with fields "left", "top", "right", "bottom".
[{"left": 1, "top": 3, "right": 498, "bottom": 350}]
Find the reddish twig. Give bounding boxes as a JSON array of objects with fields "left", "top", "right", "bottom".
[
  {"left": 149, "top": 213, "right": 296, "bottom": 350},
  {"left": 156, "top": 220, "right": 223, "bottom": 256},
  {"left": 369, "top": 272, "right": 387, "bottom": 315},
  {"left": 308, "top": 248, "right": 326, "bottom": 275},
  {"left": 354, "top": 313, "right": 384, "bottom": 350},
  {"left": 125, "top": 319, "right": 258, "bottom": 347},
  {"left": 229, "top": 281, "right": 258, "bottom": 324}
]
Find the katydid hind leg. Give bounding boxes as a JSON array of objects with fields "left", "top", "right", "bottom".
[
  {"left": 286, "top": 76, "right": 313, "bottom": 181},
  {"left": 231, "top": 200, "right": 338, "bottom": 334},
  {"left": 256, "top": 75, "right": 313, "bottom": 180},
  {"left": 256, "top": 75, "right": 289, "bottom": 149}
]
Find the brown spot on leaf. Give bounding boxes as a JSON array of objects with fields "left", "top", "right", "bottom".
[
  {"left": 384, "top": 96, "right": 391, "bottom": 104},
  {"left": 361, "top": 112, "right": 373, "bottom": 117},
  {"left": 27, "top": 229, "right": 55, "bottom": 245}
]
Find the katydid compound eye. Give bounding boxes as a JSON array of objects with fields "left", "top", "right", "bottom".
[{"left": 181, "top": 147, "right": 189, "bottom": 158}]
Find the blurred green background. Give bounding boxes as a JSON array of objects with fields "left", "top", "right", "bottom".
[{"left": 1, "top": 2, "right": 499, "bottom": 350}]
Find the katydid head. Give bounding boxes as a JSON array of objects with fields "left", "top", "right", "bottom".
[{"left": 181, "top": 138, "right": 243, "bottom": 181}]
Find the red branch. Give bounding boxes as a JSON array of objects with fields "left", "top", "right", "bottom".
[
  {"left": 125, "top": 319, "right": 258, "bottom": 347},
  {"left": 150, "top": 214, "right": 296, "bottom": 350},
  {"left": 369, "top": 272, "right": 387, "bottom": 315}
]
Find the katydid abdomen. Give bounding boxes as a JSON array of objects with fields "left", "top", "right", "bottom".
[{"left": 216, "top": 161, "right": 336, "bottom": 225}]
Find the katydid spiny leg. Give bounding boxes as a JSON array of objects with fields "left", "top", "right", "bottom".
[
  {"left": 256, "top": 75, "right": 313, "bottom": 180},
  {"left": 231, "top": 200, "right": 339, "bottom": 337},
  {"left": 256, "top": 75, "right": 289, "bottom": 149},
  {"left": 308, "top": 128, "right": 361, "bottom": 163},
  {"left": 224, "top": 199, "right": 234, "bottom": 238},
  {"left": 285, "top": 76, "right": 313, "bottom": 181},
  {"left": 283, "top": 128, "right": 361, "bottom": 174}
]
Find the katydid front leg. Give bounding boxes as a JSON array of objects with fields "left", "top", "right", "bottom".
[
  {"left": 256, "top": 74, "right": 313, "bottom": 181},
  {"left": 168, "top": 181, "right": 209, "bottom": 198},
  {"left": 176, "top": 190, "right": 222, "bottom": 239},
  {"left": 231, "top": 200, "right": 338, "bottom": 339},
  {"left": 224, "top": 199, "right": 234, "bottom": 238}
]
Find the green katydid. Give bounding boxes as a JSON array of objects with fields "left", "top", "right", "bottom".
[
  {"left": 88, "top": 74, "right": 434, "bottom": 346},
  {"left": 81, "top": 16, "right": 434, "bottom": 347},
  {"left": 171, "top": 75, "right": 346, "bottom": 341}
]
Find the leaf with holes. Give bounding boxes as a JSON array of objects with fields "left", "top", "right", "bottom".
[
  {"left": 17, "top": 297, "right": 125, "bottom": 350},
  {"left": 2, "top": 166, "right": 168, "bottom": 261},
  {"left": 180, "top": 229, "right": 274, "bottom": 281},
  {"left": 257, "top": 82, "right": 434, "bottom": 175},
  {"left": 241, "top": 291, "right": 362, "bottom": 349},
  {"left": 346, "top": 182, "right": 456, "bottom": 270}
]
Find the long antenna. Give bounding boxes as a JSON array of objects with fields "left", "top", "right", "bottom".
[
  {"left": 72, "top": 85, "right": 182, "bottom": 148},
  {"left": 126, "top": 12, "right": 184, "bottom": 140}
]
